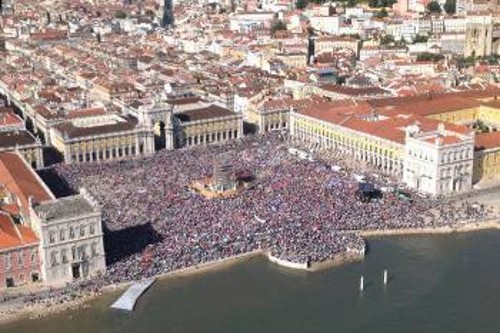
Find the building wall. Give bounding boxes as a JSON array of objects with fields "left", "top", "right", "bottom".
[
  {"left": 289, "top": 98, "right": 500, "bottom": 192},
  {"left": 0, "top": 144, "right": 44, "bottom": 169},
  {"left": 290, "top": 112, "right": 405, "bottom": 175},
  {"left": 426, "top": 105, "right": 500, "bottom": 126},
  {"left": 181, "top": 115, "right": 243, "bottom": 147},
  {"left": 34, "top": 211, "right": 106, "bottom": 286},
  {"left": 0, "top": 245, "right": 40, "bottom": 288},
  {"left": 473, "top": 148, "right": 500, "bottom": 183},
  {"left": 403, "top": 134, "right": 474, "bottom": 195},
  {"left": 50, "top": 130, "right": 154, "bottom": 164},
  {"left": 479, "top": 105, "right": 500, "bottom": 125},
  {"left": 465, "top": 23, "right": 493, "bottom": 57},
  {"left": 290, "top": 111, "right": 479, "bottom": 195},
  {"left": 427, "top": 107, "right": 480, "bottom": 124},
  {"left": 309, "top": 16, "right": 341, "bottom": 35},
  {"left": 245, "top": 108, "right": 290, "bottom": 133},
  {"left": 275, "top": 54, "right": 307, "bottom": 68},
  {"left": 315, "top": 39, "right": 359, "bottom": 56},
  {"left": 259, "top": 110, "right": 289, "bottom": 133}
]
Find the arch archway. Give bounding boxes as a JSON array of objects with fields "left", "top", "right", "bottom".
[{"left": 153, "top": 121, "right": 166, "bottom": 150}]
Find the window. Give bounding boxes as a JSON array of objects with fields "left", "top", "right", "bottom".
[
  {"left": 60, "top": 229, "right": 65, "bottom": 241},
  {"left": 49, "top": 232, "right": 55, "bottom": 244},
  {"left": 90, "top": 224, "right": 96, "bottom": 235},
  {"left": 80, "top": 226, "right": 85, "bottom": 237},
  {"left": 18, "top": 251, "right": 24, "bottom": 266},
  {"left": 78, "top": 246, "right": 84, "bottom": 261},
  {"left": 69, "top": 226, "right": 75, "bottom": 239},
  {"left": 30, "top": 250, "right": 37, "bottom": 263},
  {"left": 61, "top": 249, "right": 68, "bottom": 264},
  {"left": 4, "top": 253, "right": 11, "bottom": 270},
  {"left": 50, "top": 251, "right": 58, "bottom": 266},
  {"left": 91, "top": 243, "right": 98, "bottom": 257},
  {"left": 71, "top": 247, "right": 77, "bottom": 260}
]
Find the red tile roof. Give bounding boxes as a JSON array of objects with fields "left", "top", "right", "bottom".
[
  {"left": 0, "top": 112, "right": 23, "bottom": 127},
  {"left": 425, "top": 135, "right": 462, "bottom": 145},
  {"left": 475, "top": 131, "right": 500, "bottom": 151},
  {"left": 319, "top": 84, "right": 390, "bottom": 97},
  {"left": 379, "top": 97, "right": 481, "bottom": 117},
  {"left": 298, "top": 102, "right": 472, "bottom": 145},
  {"left": 0, "top": 153, "right": 54, "bottom": 214},
  {"left": 66, "top": 107, "right": 108, "bottom": 119},
  {"left": 0, "top": 211, "right": 38, "bottom": 251}
]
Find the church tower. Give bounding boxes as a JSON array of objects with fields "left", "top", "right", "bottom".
[
  {"left": 465, "top": 23, "right": 493, "bottom": 57},
  {"left": 465, "top": 13, "right": 494, "bottom": 58}
]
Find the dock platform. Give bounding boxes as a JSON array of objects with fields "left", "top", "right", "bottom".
[{"left": 110, "top": 278, "right": 156, "bottom": 311}]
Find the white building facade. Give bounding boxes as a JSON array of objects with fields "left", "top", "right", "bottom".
[
  {"left": 30, "top": 189, "right": 106, "bottom": 286},
  {"left": 402, "top": 125, "right": 475, "bottom": 196}
]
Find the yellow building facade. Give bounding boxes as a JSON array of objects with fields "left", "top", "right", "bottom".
[
  {"left": 291, "top": 112, "right": 405, "bottom": 175},
  {"left": 0, "top": 131, "right": 44, "bottom": 168},
  {"left": 50, "top": 114, "right": 154, "bottom": 164},
  {"left": 291, "top": 97, "right": 500, "bottom": 186},
  {"left": 177, "top": 105, "right": 244, "bottom": 147},
  {"left": 425, "top": 102, "right": 500, "bottom": 182},
  {"left": 245, "top": 106, "right": 289, "bottom": 133},
  {"left": 473, "top": 148, "right": 500, "bottom": 183}
]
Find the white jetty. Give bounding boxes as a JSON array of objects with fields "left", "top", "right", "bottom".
[{"left": 111, "top": 278, "right": 156, "bottom": 311}]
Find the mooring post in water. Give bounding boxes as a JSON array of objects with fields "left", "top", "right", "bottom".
[
  {"left": 383, "top": 269, "right": 388, "bottom": 285},
  {"left": 359, "top": 275, "right": 364, "bottom": 292}
]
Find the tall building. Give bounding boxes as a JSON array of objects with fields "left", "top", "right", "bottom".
[
  {"left": 465, "top": 23, "right": 493, "bottom": 57},
  {"left": 465, "top": 15, "right": 493, "bottom": 57},
  {"left": 162, "top": 0, "right": 174, "bottom": 27},
  {"left": 30, "top": 189, "right": 106, "bottom": 285}
]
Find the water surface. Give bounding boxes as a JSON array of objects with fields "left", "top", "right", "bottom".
[{"left": 3, "top": 231, "right": 500, "bottom": 333}]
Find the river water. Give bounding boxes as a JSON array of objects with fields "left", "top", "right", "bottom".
[{"left": 2, "top": 231, "right": 500, "bottom": 333}]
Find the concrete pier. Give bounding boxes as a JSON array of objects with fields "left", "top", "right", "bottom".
[{"left": 111, "top": 278, "right": 156, "bottom": 311}]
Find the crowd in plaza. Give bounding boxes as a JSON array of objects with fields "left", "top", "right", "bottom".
[
  {"left": 1, "top": 133, "right": 491, "bottom": 311},
  {"left": 50, "top": 133, "right": 491, "bottom": 286}
]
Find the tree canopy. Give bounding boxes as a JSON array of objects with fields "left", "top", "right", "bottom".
[
  {"left": 427, "top": 1, "right": 442, "bottom": 13},
  {"left": 296, "top": 0, "right": 309, "bottom": 9},
  {"left": 369, "top": 0, "right": 397, "bottom": 7},
  {"left": 443, "top": 0, "right": 456, "bottom": 14},
  {"left": 374, "top": 8, "right": 388, "bottom": 18},
  {"left": 271, "top": 20, "right": 287, "bottom": 35},
  {"left": 413, "top": 34, "right": 429, "bottom": 43},
  {"left": 416, "top": 52, "right": 444, "bottom": 62},
  {"left": 380, "top": 34, "right": 395, "bottom": 45}
]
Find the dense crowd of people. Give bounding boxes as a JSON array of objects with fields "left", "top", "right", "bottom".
[
  {"left": 50, "top": 133, "right": 491, "bottom": 285},
  {"left": 5, "top": 133, "right": 491, "bottom": 311}
]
